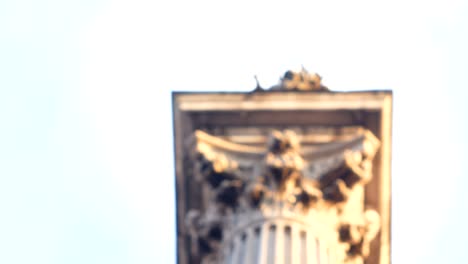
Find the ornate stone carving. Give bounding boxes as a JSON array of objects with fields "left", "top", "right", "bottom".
[
  {"left": 187, "top": 128, "right": 381, "bottom": 264},
  {"left": 269, "top": 68, "right": 329, "bottom": 91},
  {"left": 339, "top": 210, "right": 381, "bottom": 264},
  {"left": 263, "top": 130, "right": 305, "bottom": 196}
]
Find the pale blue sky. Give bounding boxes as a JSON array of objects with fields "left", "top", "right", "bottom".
[{"left": 0, "top": 0, "right": 467, "bottom": 263}]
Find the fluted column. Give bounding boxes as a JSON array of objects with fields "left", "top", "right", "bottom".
[
  {"left": 275, "top": 223, "right": 285, "bottom": 264},
  {"left": 290, "top": 226, "right": 300, "bottom": 264},
  {"left": 230, "top": 235, "right": 241, "bottom": 264},
  {"left": 243, "top": 228, "right": 255, "bottom": 264},
  {"left": 257, "top": 223, "right": 270, "bottom": 264},
  {"left": 307, "top": 231, "right": 318, "bottom": 264}
]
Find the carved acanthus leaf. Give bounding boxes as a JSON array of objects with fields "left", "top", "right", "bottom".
[
  {"left": 185, "top": 209, "right": 224, "bottom": 262},
  {"left": 339, "top": 209, "right": 381, "bottom": 264},
  {"left": 263, "top": 130, "right": 304, "bottom": 194}
]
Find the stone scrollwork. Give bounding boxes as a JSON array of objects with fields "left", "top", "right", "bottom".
[
  {"left": 322, "top": 178, "right": 351, "bottom": 204},
  {"left": 343, "top": 135, "right": 380, "bottom": 185},
  {"left": 193, "top": 143, "right": 240, "bottom": 189},
  {"left": 318, "top": 130, "right": 380, "bottom": 205},
  {"left": 187, "top": 128, "right": 381, "bottom": 264}
]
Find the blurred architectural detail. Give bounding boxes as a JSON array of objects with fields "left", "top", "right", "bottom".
[
  {"left": 172, "top": 71, "right": 392, "bottom": 264},
  {"left": 269, "top": 69, "right": 329, "bottom": 91}
]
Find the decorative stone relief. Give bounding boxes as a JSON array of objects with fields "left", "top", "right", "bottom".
[
  {"left": 339, "top": 210, "right": 381, "bottom": 264},
  {"left": 186, "top": 128, "right": 380, "bottom": 264},
  {"left": 269, "top": 68, "right": 329, "bottom": 91}
]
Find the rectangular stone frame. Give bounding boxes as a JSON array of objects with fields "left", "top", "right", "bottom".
[{"left": 172, "top": 91, "right": 392, "bottom": 264}]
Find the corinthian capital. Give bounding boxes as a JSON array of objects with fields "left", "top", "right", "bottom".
[{"left": 187, "top": 128, "right": 381, "bottom": 264}]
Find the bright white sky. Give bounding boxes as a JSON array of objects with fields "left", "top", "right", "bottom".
[{"left": 0, "top": 0, "right": 467, "bottom": 263}]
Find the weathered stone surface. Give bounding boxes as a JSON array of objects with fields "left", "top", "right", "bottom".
[
  {"left": 173, "top": 89, "right": 392, "bottom": 264},
  {"left": 269, "top": 69, "right": 329, "bottom": 91},
  {"left": 186, "top": 127, "right": 381, "bottom": 264}
]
